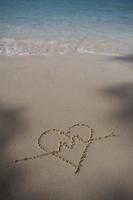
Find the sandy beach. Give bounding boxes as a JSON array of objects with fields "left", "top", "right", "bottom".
[{"left": 0, "top": 54, "right": 133, "bottom": 200}]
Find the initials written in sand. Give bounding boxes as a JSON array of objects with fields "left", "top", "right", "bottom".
[{"left": 14, "top": 123, "right": 118, "bottom": 174}]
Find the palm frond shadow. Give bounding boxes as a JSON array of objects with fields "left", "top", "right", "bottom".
[
  {"left": 0, "top": 102, "right": 59, "bottom": 200},
  {"left": 111, "top": 54, "right": 133, "bottom": 63}
]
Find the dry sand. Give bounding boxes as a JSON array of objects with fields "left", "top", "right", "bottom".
[{"left": 0, "top": 54, "right": 133, "bottom": 200}]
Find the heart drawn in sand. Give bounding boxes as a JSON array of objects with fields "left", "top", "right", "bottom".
[
  {"left": 38, "top": 124, "right": 94, "bottom": 174},
  {"left": 14, "top": 123, "right": 117, "bottom": 174}
]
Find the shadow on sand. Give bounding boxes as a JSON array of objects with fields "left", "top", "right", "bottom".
[
  {"left": 106, "top": 186, "right": 132, "bottom": 200},
  {"left": 98, "top": 183, "right": 133, "bottom": 200},
  {"left": 0, "top": 102, "right": 28, "bottom": 200},
  {"left": 95, "top": 54, "right": 133, "bottom": 199},
  {"left": 111, "top": 54, "right": 133, "bottom": 63},
  {"left": 100, "top": 83, "right": 133, "bottom": 122},
  {"left": 0, "top": 101, "right": 60, "bottom": 200},
  {"left": 100, "top": 53, "right": 133, "bottom": 126}
]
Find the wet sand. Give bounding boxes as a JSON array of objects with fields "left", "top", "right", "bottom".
[{"left": 0, "top": 54, "right": 133, "bottom": 200}]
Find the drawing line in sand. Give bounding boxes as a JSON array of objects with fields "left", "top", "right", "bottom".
[{"left": 14, "top": 123, "right": 118, "bottom": 174}]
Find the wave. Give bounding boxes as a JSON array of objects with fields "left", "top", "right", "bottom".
[{"left": 0, "top": 38, "right": 131, "bottom": 57}]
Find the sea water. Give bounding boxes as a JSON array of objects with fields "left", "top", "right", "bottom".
[{"left": 0, "top": 0, "right": 133, "bottom": 56}]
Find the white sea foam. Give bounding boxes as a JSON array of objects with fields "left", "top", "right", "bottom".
[{"left": 0, "top": 37, "right": 132, "bottom": 57}]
